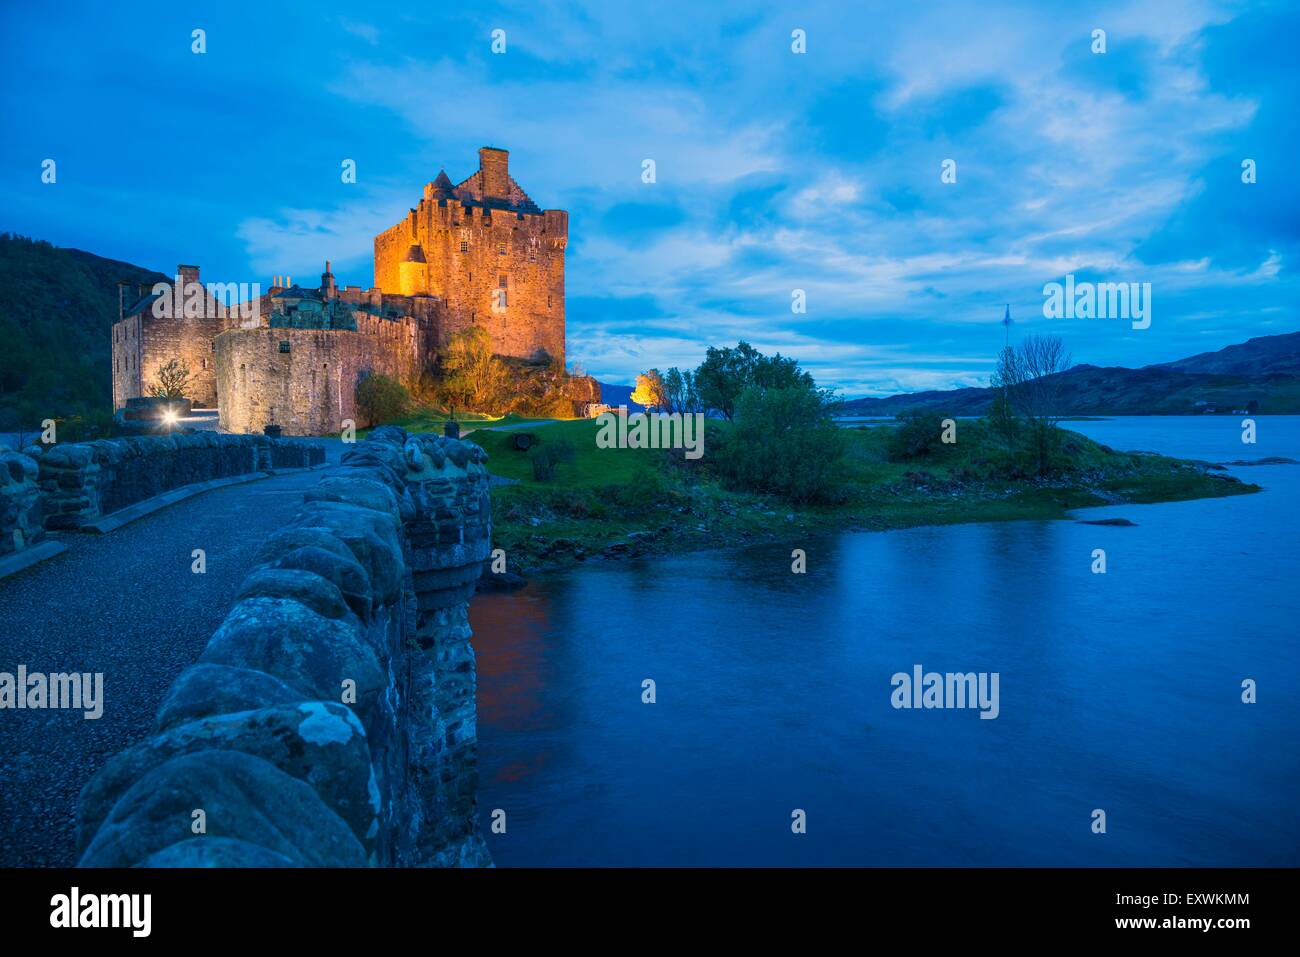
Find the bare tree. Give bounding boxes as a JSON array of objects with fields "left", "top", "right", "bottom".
[
  {"left": 990, "top": 335, "right": 1072, "bottom": 473},
  {"left": 149, "top": 358, "right": 194, "bottom": 400}
]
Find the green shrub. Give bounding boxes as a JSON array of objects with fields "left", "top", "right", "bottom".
[
  {"left": 888, "top": 409, "right": 951, "bottom": 461},
  {"left": 530, "top": 439, "right": 575, "bottom": 481},
  {"left": 606, "top": 466, "right": 669, "bottom": 509},
  {"left": 355, "top": 373, "right": 410, "bottom": 427},
  {"left": 713, "top": 383, "right": 845, "bottom": 504},
  {"left": 53, "top": 410, "right": 119, "bottom": 443}
]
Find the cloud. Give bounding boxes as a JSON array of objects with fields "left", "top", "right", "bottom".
[
  {"left": 9, "top": 0, "right": 1291, "bottom": 396},
  {"left": 274, "top": 1, "right": 1297, "bottom": 390},
  {"left": 235, "top": 190, "right": 412, "bottom": 280},
  {"left": 339, "top": 18, "right": 380, "bottom": 46}
]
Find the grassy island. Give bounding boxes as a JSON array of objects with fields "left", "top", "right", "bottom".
[{"left": 462, "top": 416, "right": 1258, "bottom": 574}]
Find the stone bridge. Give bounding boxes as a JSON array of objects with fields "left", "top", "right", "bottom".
[{"left": 0, "top": 429, "right": 492, "bottom": 867}]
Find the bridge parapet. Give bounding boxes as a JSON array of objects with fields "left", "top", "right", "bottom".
[
  {"left": 3, "top": 433, "right": 323, "bottom": 537},
  {"left": 74, "top": 428, "right": 493, "bottom": 867}
]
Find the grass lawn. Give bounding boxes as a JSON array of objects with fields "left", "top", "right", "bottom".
[
  {"left": 466, "top": 418, "right": 661, "bottom": 487},
  {"left": 340, "top": 407, "right": 558, "bottom": 440}
]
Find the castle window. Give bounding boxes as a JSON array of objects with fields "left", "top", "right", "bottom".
[
  {"left": 547, "top": 295, "right": 552, "bottom": 308},
  {"left": 279, "top": 340, "right": 291, "bottom": 353},
  {"left": 459, "top": 241, "right": 468, "bottom": 253},
  {"left": 497, "top": 242, "right": 506, "bottom": 255},
  {"left": 499, "top": 274, "right": 508, "bottom": 288}
]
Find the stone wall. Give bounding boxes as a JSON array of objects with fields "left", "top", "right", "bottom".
[
  {"left": 19, "top": 434, "right": 323, "bottom": 531},
  {"left": 215, "top": 320, "right": 436, "bottom": 436},
  {"left": 75, "top": 428, "right": 493, "bottom": 867},
  {"left": 110, "top": 314, "right": 145, "bottom": 412},
  {"left": 0, "top": 450, "right": 43, "bottom": 555}
]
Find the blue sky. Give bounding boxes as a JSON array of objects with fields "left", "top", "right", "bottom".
[{"left": 2, "top": 0, "right": 1296, "bottom": 397}]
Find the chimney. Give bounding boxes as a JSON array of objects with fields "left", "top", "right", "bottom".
[
  {"left": 479, "top": 147, "right": 509, "bottom": 200},
  {"left": 321, "top": 260, "right": 336, "bottom": 299},
  {"left": 178, "top": 263, "right": 199, "bottom": 291},
  {"left": 116, "top": 279, "right": 130, "bottom": 322}
]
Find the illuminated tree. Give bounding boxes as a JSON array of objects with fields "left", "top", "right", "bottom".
[{"left": 630, "top": 369, "right": 667, "bottom": 411}]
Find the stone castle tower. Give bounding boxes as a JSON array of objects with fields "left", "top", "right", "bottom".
[
  {"left": 110, "top": 147, "right": 590, "bottom": 435},
  {"left": 373, "top": 147, "right": 567, "bottom": 365}
]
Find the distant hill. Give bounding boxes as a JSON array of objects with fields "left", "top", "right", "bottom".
[
  {"left": 1151, "top": 331, "right": 1300, "bottom": 376},
  {"left": 0, "top": 234, "right": 167, "bottom": 428},
  {"left": 837, "top": 331, "right": 1300, "bottom": 417}
]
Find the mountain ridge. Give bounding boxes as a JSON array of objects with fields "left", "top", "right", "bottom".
[{"left": 837, "top": 331, "right": 1300, "bottom": 416}]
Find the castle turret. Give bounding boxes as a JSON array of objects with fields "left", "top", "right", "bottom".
[
  {"left": 478, "top": 147, "right": 509, "bottom": 200},
  {"left": 321, "top": 260, "right": 336, "bottom": 299},
  {"left": 398, "top": 245, "right": 428, "bottom": 297}
]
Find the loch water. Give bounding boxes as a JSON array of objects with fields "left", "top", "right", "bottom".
[{"left": 473, "top": 417, "right": 1300, "bottom": 866}]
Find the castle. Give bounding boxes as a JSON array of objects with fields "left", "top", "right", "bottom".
[{"left": 111, "top": 147, "right": 584, "bottom": 434}]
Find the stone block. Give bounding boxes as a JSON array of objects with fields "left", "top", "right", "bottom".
[
  {"left": 200, "top": 597, "right": 384, "bottom": 726},
  {"left": 79, "top": 702, "right": 377, "bottom": 851},
  {"left": 78, "top": 750, "right": 367, "bottom": 868},
  {"left": 155, "top": 663, "right": 306, "bottom": 732}
]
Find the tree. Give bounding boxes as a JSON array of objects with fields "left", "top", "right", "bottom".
[
  {"left": 437, "top": 326, "right": 509, "bottom": 412},
  {"left": 990, "top": 335, "right": 1072, "bottom": 472},
  {"left": 984, "top": 386, "right": 1020, "bottom": 451},
  {"left": 630, "top": 369, "right": 667, "bottom": 411},
  {"left": 661, "top": 367, "right": 704, "bottom": 414},
  {"left": 149, "top": 358, "right": 194, "bottom": 400},
  {"left": 694, "top": 341, "right": 814, "bottom": 420},
  {"left": 355, "top": 372, "right": 410, "bottom": 428}
]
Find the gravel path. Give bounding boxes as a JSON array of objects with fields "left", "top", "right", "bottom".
[{"left": 0, "top": 465, "right": 335, "bottom": 866}]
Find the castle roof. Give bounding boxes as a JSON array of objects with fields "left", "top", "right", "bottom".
[
  {"left": 432, "top": 170, "right": 454, "bottom": 192},
  {"left": 452, "top": 171, "right": 542, "bottom": 214},
  {"left": 272, "top": 285, "right": 323, "bottom": 301},
  {"left": 123, "top": 293, "right": 161, "bottom": 318}
]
